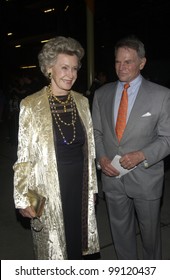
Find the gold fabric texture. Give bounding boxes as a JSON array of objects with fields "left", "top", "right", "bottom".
[{"left": 13, "top": 87, "right": 100, "bottom": 259}]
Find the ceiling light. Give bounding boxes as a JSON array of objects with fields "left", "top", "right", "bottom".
[{"left": 43, "top": 8, "right": 55, "bottom": 13}]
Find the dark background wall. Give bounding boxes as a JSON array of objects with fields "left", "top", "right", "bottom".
[{"left": 1, "top": 0, "right": 170, "bottom": 91}]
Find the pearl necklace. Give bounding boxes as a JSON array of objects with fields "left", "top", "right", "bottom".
[{"left": 47, "top": 85, "right": 77, "bottom": 145}]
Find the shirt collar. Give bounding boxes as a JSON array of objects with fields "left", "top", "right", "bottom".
[{"left": 119, "top": 74, "right": 142, "bottom": 88}]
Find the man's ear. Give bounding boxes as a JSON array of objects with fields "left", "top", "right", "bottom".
[{"left": 140, "top": 57, "right": 146, "bottom": 70}]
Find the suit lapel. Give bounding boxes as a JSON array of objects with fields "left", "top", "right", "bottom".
[
  {"left": 104, "top": 83, "right": 118, "bottom": 132},
  {"left": 122, "top": 80, "right": 150, "bottom": 140}
]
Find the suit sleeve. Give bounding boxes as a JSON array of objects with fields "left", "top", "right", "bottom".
[
  {"left": 92, "top": 91, "right": 106, "bottom": 161},
  {"left": 142, "top": 90, "right": 170, "bottom": 166}
]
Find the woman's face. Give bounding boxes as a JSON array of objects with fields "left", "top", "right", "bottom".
[{"left": 49, "top": 53, "right": 79, "bottom": 94}]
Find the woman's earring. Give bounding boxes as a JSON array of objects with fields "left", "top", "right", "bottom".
[
  {"left": 48, "top": 72, "right": 52, "bottom": 94},
  {"left": 48, "top": 72, "right": 52, "bottom": 80}
]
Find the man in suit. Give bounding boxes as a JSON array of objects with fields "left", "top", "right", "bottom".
[{"left": 92, "top": 36, "right": 170, "bottom": 259}]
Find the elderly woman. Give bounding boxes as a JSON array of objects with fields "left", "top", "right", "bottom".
[{"left": 13, "top": 36, "right": 100, "bottom": 260}]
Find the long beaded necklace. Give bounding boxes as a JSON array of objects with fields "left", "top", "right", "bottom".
[
  {"left": 47, "top": 85, "right": 77, "bottom": 145},
  {"left": 52, "top": 93, "right": 71, "bottom": 113}
]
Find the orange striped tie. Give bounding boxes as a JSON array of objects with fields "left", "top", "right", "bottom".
[{"left": 115, "top": 83, "right": 130, "bottom": 142}]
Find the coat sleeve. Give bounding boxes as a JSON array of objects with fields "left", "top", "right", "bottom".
[{"left": 13, "top": 98, "right": 34, "bottom": 209}]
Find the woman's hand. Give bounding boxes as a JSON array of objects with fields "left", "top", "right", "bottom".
[{"left": 19, "top": 206, "right": 36, "bottom": 218}]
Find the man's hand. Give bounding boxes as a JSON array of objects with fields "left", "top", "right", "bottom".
[
  {"left": 119, "top": 151, "right": 145, "bottom": 170},
  {"left": 99, "top": 156, "right": 120, "bottom": 177}
]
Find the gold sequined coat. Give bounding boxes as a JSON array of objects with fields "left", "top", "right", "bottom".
[{"left": 13, "top": 87, "right": 100, "bottom": 259}]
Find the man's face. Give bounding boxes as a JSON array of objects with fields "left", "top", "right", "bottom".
[{"left": 115, "top": 47, "right": 146, "bottom": 83}]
